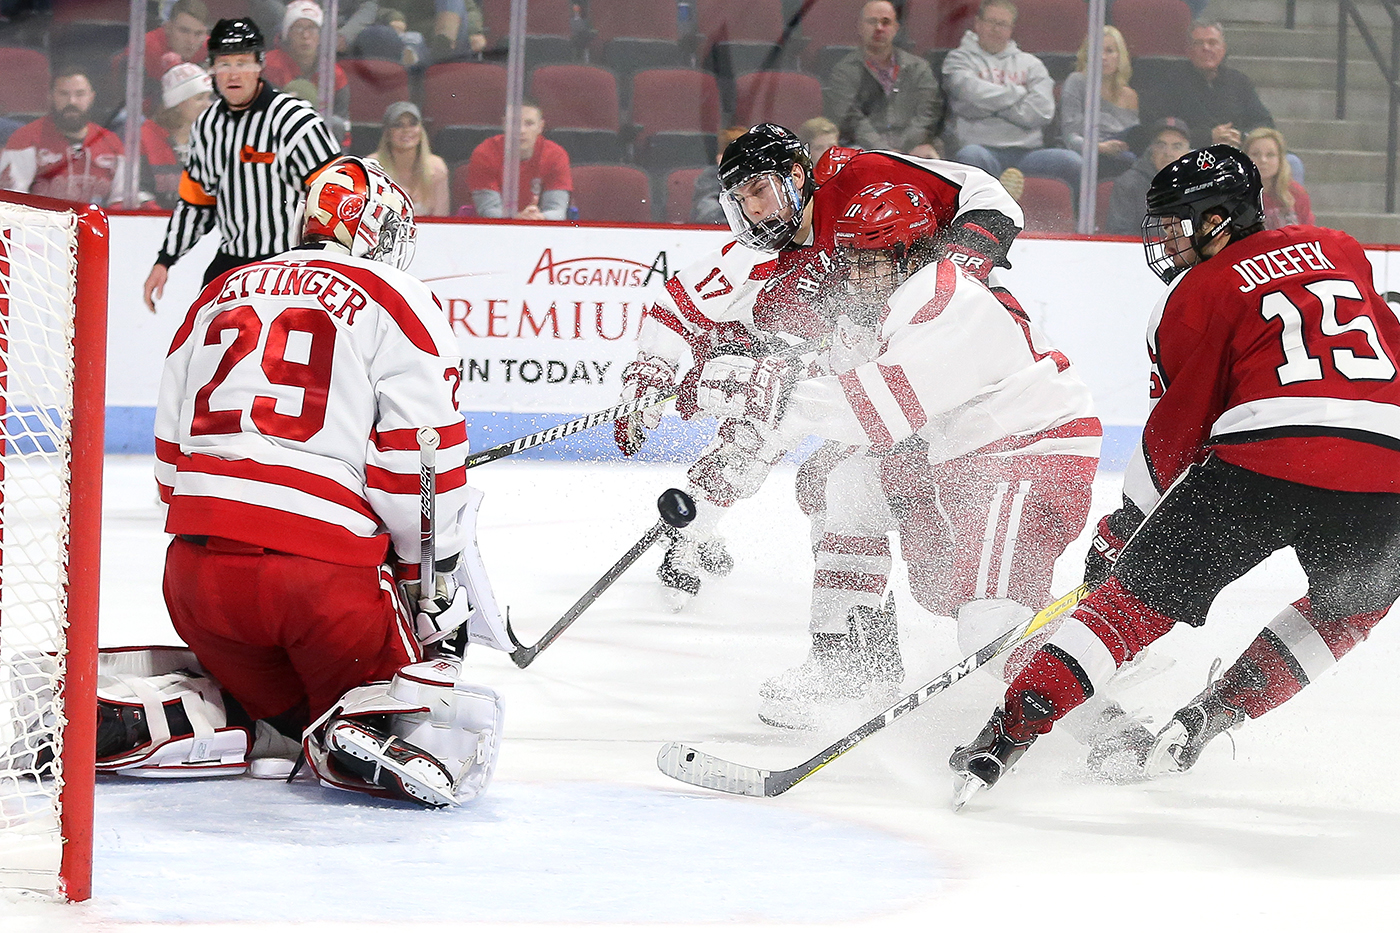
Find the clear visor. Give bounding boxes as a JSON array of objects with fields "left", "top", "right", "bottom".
[
  {"left": 1142, "top": 212, "right": 1197, "bottom": 284},
  {"left": 838, "top": 247, "right": 901, "bottom": 323},
  {"left": 719, "top": 172, "right": 803, "bottom": 251}
]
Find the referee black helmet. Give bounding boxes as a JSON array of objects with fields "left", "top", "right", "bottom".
[{"left": 208, "top": 18, "right": 266, "bottom": 61}]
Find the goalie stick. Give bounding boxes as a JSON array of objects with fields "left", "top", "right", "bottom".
[
  {"left": 506, "top": 488, "right": 697, "bottom": 668},
  {"left": 656, "top": 584, "right": 1091, "bottom": 796}
]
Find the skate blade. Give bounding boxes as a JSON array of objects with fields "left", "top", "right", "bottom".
[
  {"left": 657, "top": 742, "right": 768, "bottom": 796},
  {"left": 662, "top": 585, "right": 693, "bottom": 613},
  {"left": 951, "top": 771, "right": 988, "bottom": 811},
  {"left": 1142, "top": 721, "right": 1188, "bottom": 779},
  {"left": 330, "top": 725, "right": 456, "bottom": 809}
]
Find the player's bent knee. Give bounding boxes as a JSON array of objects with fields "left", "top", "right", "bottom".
[{"left": 95, "top": 647, "right": 251, "bottom": 778}]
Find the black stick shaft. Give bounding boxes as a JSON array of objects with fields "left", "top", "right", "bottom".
[{"left": 466, "top": 393, "right": 675, "bottom": 469}]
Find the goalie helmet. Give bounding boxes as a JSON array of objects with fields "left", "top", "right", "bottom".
[
  {"left": 208, "top": 17, "right": 266, "bottom": 61},
  {"left": 302, "top": 156, "right": 417, "bottom": 270},
  {"left": 1141, "top": 144, "right": 1263, "bottom": 284},
  {"left": 834, "top": 182, "right": 938, "bottom": 313},
  {"left": 717, "top": 123, "right": 815, "bottom": 251}
]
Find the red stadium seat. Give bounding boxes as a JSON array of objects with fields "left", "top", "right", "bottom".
[
  {"left": 570, "top": 165, "right": 654, "bottom": 223},
  {"left": 425, "top": 63, "right": 510, "bottom": 163},
  {"left": 1019, "top": 177, "right": 1076, "bottom": 233},
  {"left": 631, "top": 70, "right": 721, "bottom": 171},
  {"left": 794, "top": 0, "right": 868, "bottom": 74},
  {"left": 666, "top": 167, "right": 708, "bottom": 224},
  {"left": 530, "top": 65, "right": 623, "bottom": 163},
  {"left": 1095, "top": 179, "right": 1115, "bottom": 233},
  {"left": 1012, "top": 0, "right": 1090, "bottom": 55},
  {"left": 343, "top": 59, "right": 410, "bottom": 124},
  {"left": 590, "top": 0, "right": 684, "bottom": 76},
  {"left": 52, "top": 0, "right": 127, "bottom": 24},
  {"left": 0, "top": 48, "right": 50, "bottom": 120},
  {"left": 481, "top": 0, "right": 578, "bottom": 67},
  {"left": 734, "top": 72, "right": 824, "bottom": 130},
  {"left": 697, "top": 0, "right": 786, "bottom": 75},
  {"left": 1112, "top": 0, "right": 1192, "bottom": 59},
  {"left": 901, "top": 0, "right": 977, "bottom": 54}
]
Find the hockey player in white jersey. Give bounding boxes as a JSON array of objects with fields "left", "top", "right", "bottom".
[
  {"left": 617, "top": 124, "right": 1026, "bottom": 604},
  {"left": 124, "top": 156, "right": 507, "bottom": 807},
  {"left": 692, "top": 182, "right": 1101, "bottom": 728}
]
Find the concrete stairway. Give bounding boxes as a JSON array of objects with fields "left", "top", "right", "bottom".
[{"left": 1213, "top": 0, "right": 1400, "bottom": 244}]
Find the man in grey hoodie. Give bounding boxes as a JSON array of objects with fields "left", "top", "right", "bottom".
[{"left": 942, "top": 0, "right": 1082, "bottom": 197}]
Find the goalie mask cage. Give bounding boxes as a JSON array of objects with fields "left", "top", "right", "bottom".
[{"left": 0, "top": 191, "right": 106, "bottom": 903}]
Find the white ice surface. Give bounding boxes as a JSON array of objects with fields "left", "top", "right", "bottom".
[{"left": 4, "top": 455, "right": 1399, "bottom": 932}]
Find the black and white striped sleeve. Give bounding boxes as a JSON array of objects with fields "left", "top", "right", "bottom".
[{"left": 280, "top": 99, "right": 342, "bottom": 186}]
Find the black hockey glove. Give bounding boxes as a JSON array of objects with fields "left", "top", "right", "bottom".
[
  {"left": 1083, "top": 501, "right": 1146, "bottom": 588},
  {"left": 938, "top": 209, "right": 1021, "bottom": 281}
]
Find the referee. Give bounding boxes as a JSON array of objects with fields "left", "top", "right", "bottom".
[{"left": 143, "top": 17, "right": 342, "bottom": 312}]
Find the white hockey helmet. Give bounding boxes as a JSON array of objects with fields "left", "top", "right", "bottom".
[{"left": 302, "top": 155, "right": 417, "bottom": 270}]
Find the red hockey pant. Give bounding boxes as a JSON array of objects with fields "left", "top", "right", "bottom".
[{"left": 163, "top": 537, "right": 419, "bottom": 727}]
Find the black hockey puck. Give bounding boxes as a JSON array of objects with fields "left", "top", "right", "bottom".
[{"left": 657, "top": 488, "right": 697, "bottom": 529}]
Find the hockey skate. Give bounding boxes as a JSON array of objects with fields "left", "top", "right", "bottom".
[
  {"left": 1145, "top": 664, "right": 1246, "bottom": 777},
  {"left": 327, "top": 717, "right": 458, "bottom": 809},
  {"left": 949, "top": 704, "right": 1041, "bottom": 810},
  {"left": 1080, "top": 701, "right": 1157, "bottom": 783},
  {"left": 758, "top": 600, "right": 903, "bottom": 730}
]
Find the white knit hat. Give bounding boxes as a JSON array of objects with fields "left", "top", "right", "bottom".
[
  {"left": 161, "top": 62, "right": 213, "bottom": 109},
  {"left": 282, "top": 0, "right": 324, "bottom": 40}
]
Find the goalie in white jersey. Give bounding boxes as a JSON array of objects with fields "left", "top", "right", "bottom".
[
  {"left": 692, "top": 182, "right": 1102, "bottom": 728},
  {"left": 132, "top": 156, "right": 508, "bottom": 807}
]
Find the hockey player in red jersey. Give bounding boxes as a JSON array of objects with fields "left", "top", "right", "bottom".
[
  {"left": 616, "top": 124, "right": 1025, "bottom": 603},
  {"left": 134, "top": 156, "right": 507, "bottom": 807},
  {"left": 692, "top": 182, "right": 1100, "bottom": 728},
  {"left": 950, "top": 145, "right": 1400, "bottom": 807}
]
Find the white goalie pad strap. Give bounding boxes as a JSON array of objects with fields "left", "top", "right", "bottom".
[
  {"left": 1265, "top": 604, "right": 1338, "bottom": 684},
  {"left": 98, "top": 732, "right": 251, "bottom": 778},
  {"left": 98, "top": 646, "right": 208, "bottom": 679}
]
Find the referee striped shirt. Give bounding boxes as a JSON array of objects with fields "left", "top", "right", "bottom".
[{"left": 157, "top": 81, "right": 341, "bottom": 267}]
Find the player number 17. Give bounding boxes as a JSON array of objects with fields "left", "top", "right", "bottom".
[{"left": 1260, "top": 279, "right": 1397, "bottom": 385}]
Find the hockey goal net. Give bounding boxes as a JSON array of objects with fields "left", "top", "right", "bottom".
[{"left": 0, "top": 191, "right": 106, "bottom": 902}]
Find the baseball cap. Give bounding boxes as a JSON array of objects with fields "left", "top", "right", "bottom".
[
  {"left": 282, "top": 0, "right": 324, "bottom": 39},
  {"left": 1148, "top": 117, "right": 1191, "bottom": 142},
  {"left": 383, "top": 100, "right": 422, "bottom": 125},
  {"left": 161, "top": 61, "right": 212, "bottom": 109}
]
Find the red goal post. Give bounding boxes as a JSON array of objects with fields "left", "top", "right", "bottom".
[{"left": 0, "top": 190, "right": 106, "bottom": 902}]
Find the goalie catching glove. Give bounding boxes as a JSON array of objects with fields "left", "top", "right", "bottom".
[
  {"left": 303, "top": 659, "right": 504, "bottom": 808},
  {"left": 694, "top": 354, "right": 796, "bottom": 430},
  {"left": 614, "top": 354, "right": 677, "bottom": 456}
]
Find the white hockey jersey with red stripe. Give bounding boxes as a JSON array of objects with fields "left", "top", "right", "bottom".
[
  {"left": 155, "top": 248, "right": 469, "bottom": 569},
  {"left": 779, "top": 258, "right": 1101, "bottom": 463}
]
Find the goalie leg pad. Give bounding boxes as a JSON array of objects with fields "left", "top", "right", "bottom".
[
  {"left": 303, "top": 662, "right": 504, "bottom": 807},
  {"left": 95, "top": 647, "right": 250, "bottom": 778}
]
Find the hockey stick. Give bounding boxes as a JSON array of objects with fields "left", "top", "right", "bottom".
[
  {"left": 464, "top": 335, "right": 831, "bottom": 470},
  {"left": 656, "top": 583, "right": 1091, "bottom": 797},
  {"left": 420, "top": 427, "right": 472, "bottom": 667},
  {"left": 506, "top": 488, "right": 697, "bottom": 668}
]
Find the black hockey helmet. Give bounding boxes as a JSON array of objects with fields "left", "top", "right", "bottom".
[
  {"left": 717, "top": 123, "right": 815, "bottom": 251},
  {"left": 208, "top": 18, "right": 266, "bottom": 62},
  {"left": 1141, "top": 144, "right": 1263, "bottom": 284}
]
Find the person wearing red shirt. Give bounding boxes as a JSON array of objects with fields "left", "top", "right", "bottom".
[
  {"left": 112, "top": 0, "right": 211, "bottom": 114},
  {"left": 465, "top": 100, "right": 572, "bottom": 220},
  {"left": 950, "top": 145, "right": 1400, "bottom": 807},
  {"left": 261, "top": 0, "right": 350, "bottom": 144},
  {"left": 0, "top": 66, "right": 128, "bottom": 206},
  {"left": 139, "top": 62, "right": 215, "bottom": 209}
]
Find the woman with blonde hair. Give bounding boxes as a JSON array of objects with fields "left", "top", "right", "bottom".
[
  {"left": 373, "top": 101, "right": 450, "bottom": 216},
  {"left": 1059, "top": 25, "right": 1139, "bottom": 177},
  {"left": 1245, "top": 127, "right": 1315, "bottom": 228}
]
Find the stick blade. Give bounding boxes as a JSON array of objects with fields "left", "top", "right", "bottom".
[{"left": 657, "top": 742, "right": 770, "bottom": 797}]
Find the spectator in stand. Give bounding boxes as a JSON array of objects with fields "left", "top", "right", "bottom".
[
  {"left": 942, "top": 0, "right": 1083, "bottom": 198},
  {"left": 0, "top": 66, "right": 128, "bottom": 206},
  {"left": 799, "top": 117, "right": 841, "bottom": 163},
  {"left": 1059, "top": 25, "right": 1139, "bottom": 179},
  {"left": 690, "top": 125, "right": 749, "bottom": 225},
  {"left": 353, "top": 7, "right": 429, "bottom": 67},
  {"left": 373, "top": 101, "right": 449, "bottom": 215},
  {"left": 825, "top": 0, "right": 942, "bottom": 154},
  {"left": 113, "top": 0, "right": 212, "bottom": 116},
  {"left": 1104, "top": 116, "right": 1190, "bottom": 235},
  {"left": 139, "top": 63, "right": 215, "bottom": 209},
  {"left": 262, "top": 1, "right": 351, "bottom": 144},
  {"left": 1138, "top": 20, "right": 1272, "bottom": 153},
  {"left": 466, "top": 100, "right": 572, "bottom": 220},
  {"left": 429, "top": 0, "right": 488, "bottom": 61},
  {"left": 1245, "top": 127, "right": 1314, "bottom": 229}
]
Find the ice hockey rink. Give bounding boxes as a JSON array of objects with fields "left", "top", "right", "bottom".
[{"left": 3, "top": 452, "right": 1398, "bottom": 932}]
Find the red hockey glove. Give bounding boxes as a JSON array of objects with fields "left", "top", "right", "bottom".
[
  {"left": 614, "top": 354, "right": 677, "bottom": 456},
  {"left": 1083, "top": 502, "right": 1145, "bottom": 588},
  {"left": 694, "top": 354, "right": 795, "bottom": 429}
]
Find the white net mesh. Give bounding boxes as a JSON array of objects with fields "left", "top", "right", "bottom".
[{"left": 0, "top": 203, "right": 79, "bottom": 895}]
